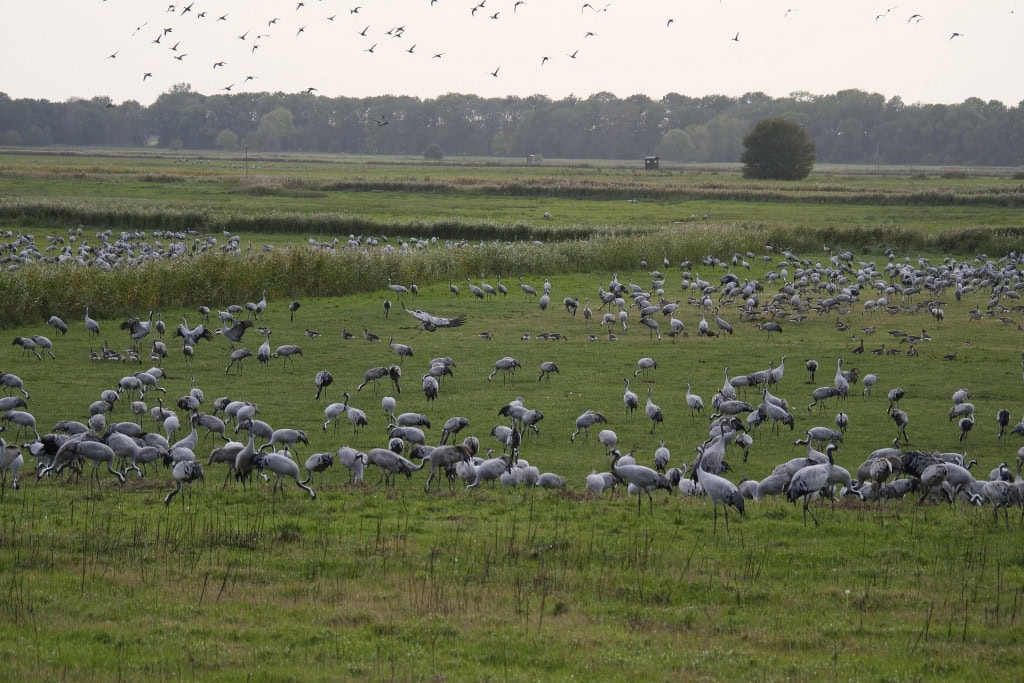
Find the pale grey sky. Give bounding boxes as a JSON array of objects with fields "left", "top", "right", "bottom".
[{"left": 1, "top": 1, "right": 1018, "bottom": 106}]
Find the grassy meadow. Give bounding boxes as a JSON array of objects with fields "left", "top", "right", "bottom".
[{"left": 0, "top": 150, "right": 1023, "bottom": 681}]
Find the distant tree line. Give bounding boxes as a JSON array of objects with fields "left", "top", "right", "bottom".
[{"left": 1, "top": 84, "right": 1022, "bottom": 166}]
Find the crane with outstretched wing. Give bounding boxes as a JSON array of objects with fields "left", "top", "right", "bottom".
[{"left": 403, "top": 303, "right": 467, "bottom": 332}]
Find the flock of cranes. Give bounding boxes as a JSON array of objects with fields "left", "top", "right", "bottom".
[{"left": 5, "top": 233, "right": 1024, "bottom": 531}]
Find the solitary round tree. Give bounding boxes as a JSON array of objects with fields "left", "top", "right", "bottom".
[{"left": 740, "top": 118, "right": 816, "bottom": 180}]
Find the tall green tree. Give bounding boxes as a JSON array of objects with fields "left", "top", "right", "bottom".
[{"left": 741, "top": 118, "right": 816, "bottom": 180}]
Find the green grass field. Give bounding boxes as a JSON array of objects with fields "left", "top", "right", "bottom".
[{"left": 0, "top": 151, "right": 1023, "bottom": 681}]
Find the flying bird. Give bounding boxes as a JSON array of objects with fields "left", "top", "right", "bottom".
[
  {"left": 404, "top": 305, "right": 467, "bottom": 332},
  {"left": 732, "top": 32, "right": 740, "bottom": 42},
  {"left": 489, "top": 66, "right": 500, "bottom": 77},
  {"left": 949, "top": 32, "right": 964, "bottom": 40}
]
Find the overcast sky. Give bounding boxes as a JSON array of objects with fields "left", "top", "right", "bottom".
[{"left": 1, "top": 1, "right": 1019, "bottom": 106}]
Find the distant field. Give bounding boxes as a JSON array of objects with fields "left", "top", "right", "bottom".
[{"left": 1, "top": 150, "right": 1024, "bottom": 680}]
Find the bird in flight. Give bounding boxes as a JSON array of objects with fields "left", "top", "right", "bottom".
[
  {"left": 489, "top": 66, "right": 500, "bottom": 77},
  {"left": 304, "top": 87, "right": 318, "bottom": 95},
  {"left": 108, "top": 50, "right": 119, "bottom": 59},
  {"left": 244, "top": 75, "right": 257, "bottom": 82},
  {"left": 238, "top": 31, "right": 248, "bottom": 40},
  {"left": 432, "top": 52, "right": 444, "bottom": 59},
  {"left": 732, "top": 31, "right": 740, "bottom": 42},
  {"left": 584, "top": 31, "right": 597, "bottom": 38},
  {"left": 350, "top": 6, "right": 361, "bottom": 13},
  {"left": 514, "top": 1, "right": 525, "bottom": 12},
  {"left": 490, "top": 11, "right": 500, "bottom": 19},
  {"left": 406, "top": 44, "right": 416, "bottom": 54},
  {"left": 784, "top": 8, "right": 796, "bottom": 17},
  {"left": 213, "top": 61, "right": 227, "bottom": 68},
  {"left": 541, "top": 56, "right": 549, "bottom": 65},
  {"left": 364, "top": 43, "right": 377, "bottom": 53},
  {"left": 404, "top": 305, "right": 466, "bottom": 332},
  {"left": 217, "top": 14, "right": 228, "bottom": 21},
  {"left": 143, "top": 72, "right": 153, "bottom": 81},
  {"left": 949, "top": 32, "right": 964, "bottom": 39},
  {"left": 222, "top": 83, "right": 234, "bottom": 92},
  {"left": 173, "top": 53, "right": 188, "bottom": 61},
  {"left": 268, "top": 17, "right": 280, "bottom": 26},
  {"left": 567, "top": 49, "right": 579, "bottom": 58},
  {"left": 666, "top": 18, "right": 674, "bottom": 27},
  {"left": 907, "top": 14, "right": 923, "bottom": 23},
  {"left": 357, "top": 25, "right": 369, "bottom": 36},
  {"left": 375, "top": 114, "right": 389, "bottom": 127},
  {"left": 296, "top": 25, "right": 307, "bottom": 36}
]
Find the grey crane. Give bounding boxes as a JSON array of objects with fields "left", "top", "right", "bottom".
[
  {"left": 982, "top": 480, "right": 1015, "bottom": 527},
  {"left": 257, "top": 332, "right": 272, "bottom": 366},
  {"left": 623, "top": 378, "right": 639, "bottom": 415},
  {"left": 887, "top": 386, "right": 904, "bottom": 414},
  {"left": 357, "top": 365, "right": 401, "bottom": 394},
  {"left": 891, "top": 408, "right": 910, "bottom": 443},
  {"left": 597, "top": 428, "right": 617, "bottom": 455},
  {"left": 225, "top": 347, "right": 252, "bottom": 373},
  {"left": 289, "top": 300, "right": 301, "bottom": 321},
  {"left": 314, "top": 370, "right": 333, "bottom": 400},
  {"left": 163, "top": 460, "right": 203, "bottom": 506},
  {"left": 422, "top": 374, "right": 439, "bottom": 401},
  {"left": 787, "top": 445, "right": 837, "bottom": 526},
  {"left": 381, "top": 396, "right": 397, "bottom": 423},
  {"left": 46, "top": 315, "right": 68, "bottom": 336},
  {"left": 654, "top": 440, "right": 670, "bottom": 473},
  {"left": 519, "top": 278, "right": 537, "bottom": 299},
  {"left": 570, "top": 410, "right": 607, "bottom": 442},
  {"left": 365, "top": 447, "right": 424, "bottom": 486},
  {"left": 610, "top": 449, "right": 672, "bottom": 515},
  {"left": 340, "top": 392, "right": 368, "bottom": 435},
  {"left": 694, "top": 452, "right": 745, "bottom": 533},
  {"left": 12, "top": 337, "right": 41, "bottom": 361},
  {"left": 635, "top": 357, "right": 658, "bottom": 378},
  {"left": 84, "top": 307, "right": 101, "bottom": 338},
  {"left": 221, "top": 319, "right": 254, "bottom": 346},
  {"left": 404, "top": 304, "right": 467, "bottom": 332},
  {"left": 861, "top": 373, "right": 878, "bottom": 396},
  {"left": 120, "top": 311, "right": 154, "bottom": 344},
  {"left": 958, "top": 416, "right": 975, "bottom": 444},
  {"left": 466, "top": 280, "right": 485, "bottom": 299},
  {"left": 645, "top": 387, "right": 664, "bottom": 433},
  {"left": 2, "top": 410, "right": 40, "bottom": 441},
  {"left": 252, "top": 451, "right": 315, "bottom": 499},
  {"left": 997, "top": 409, "right": 1012, "bottom": 440},
  {"left": 0, "top": 440, "right": 23, "bottom": 494},
  {"left": 538, "top": 361, "right": 559, "bottom": 382},
  {"left": 422, "top": 440, "right": 477, "bottom": 491},
  {"left": 387, "top": 277, "right": 409, "bottom": 297},
  {"left": 272, "top": 344, "right": 303, "bottom": 368},
  {"left": 488, "top": 356, "right": 521, "bottom": 384},
  {"left": 322, "top": 402, "right": 348, "bottom": 433},
  {"left": 805, "top": 359, "right": 818, "bottom": 383},
  {"left": 640, "top": 316, "right": 661, "bottom": 341},
  {"left": 685, "top": 383, "right": 704, "bottom": 417},
  {"left": 260, "top": 428, "right": 308, "bottom": 456},
  {"left": 389, "top": 337, "right": 413, "bottom": 365},
  {"left": 439, "top": 416, "right": 470, "bottom": 445},
  {"left": 301, "top": 452, "right": 334, "bottom": 486},
  {"left": 714, "top": 309, "right": 733, "bottom": 335}
]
